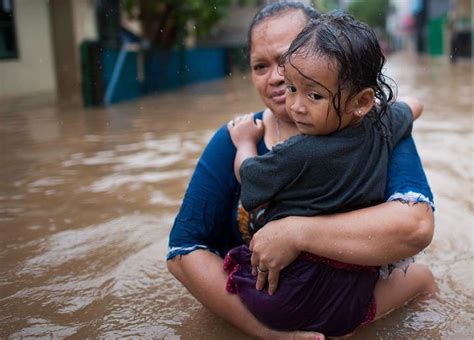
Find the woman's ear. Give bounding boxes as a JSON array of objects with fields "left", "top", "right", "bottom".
[{"left": 352, "top": 88, "right": 375, "bottom": 117}]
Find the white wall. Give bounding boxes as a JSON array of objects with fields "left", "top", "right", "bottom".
[
  {"left": 72, "top": 0, "right": 97, "bottom": 44},
  {"left": 0, "top": 0, "right": 56, "bottom": 98}
]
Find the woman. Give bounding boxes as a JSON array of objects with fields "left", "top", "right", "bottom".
[{"left": 167, "top": 3, "right": 435, "bottom": 339}]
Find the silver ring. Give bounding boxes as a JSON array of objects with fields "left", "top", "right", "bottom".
[{"left": 256, "top": 265, "right": 268, "bottom": 274}]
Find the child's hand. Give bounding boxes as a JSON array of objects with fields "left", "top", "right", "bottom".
[
  {"left": 227, "top": 113, "right": 264, "bottom": 149},
  {"left": 399, "top": 96, "right": 423, "bottom": 120}
]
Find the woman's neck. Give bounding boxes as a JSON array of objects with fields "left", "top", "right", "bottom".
[{"left": 263, "top": 109, "right": 300, "bottom": 148}]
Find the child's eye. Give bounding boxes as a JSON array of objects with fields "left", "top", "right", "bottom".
[
  {"left": 286, "top": 85, "right": 296, "bottom": 93},
  {"left": 309, "top": 92, "right": 323, "bottom": 100}
]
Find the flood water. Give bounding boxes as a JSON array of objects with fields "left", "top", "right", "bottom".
[{"left": 1, "top": 53, "right": 473, "bottom": 339}]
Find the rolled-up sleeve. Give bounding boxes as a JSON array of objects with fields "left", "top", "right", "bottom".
[{"left": 385, "top": 134, "right": 435, "bottom": 210}]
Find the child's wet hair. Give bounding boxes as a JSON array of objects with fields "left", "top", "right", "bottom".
[
  {"left": 247, "top": 2, "right": 320, "bottom": 57},
  {"left": 281, "top": 11, "right": 395, "bottom": 129}
]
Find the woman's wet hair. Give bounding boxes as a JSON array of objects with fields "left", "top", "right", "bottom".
[
  {"left": 281, "top": 11, "right": 395, "bottom": 130},
  {"left": 247, "top": 1, "right": 320, "bottom": 57}
]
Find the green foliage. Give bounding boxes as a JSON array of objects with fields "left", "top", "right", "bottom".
[
  {"left": 312, "top": 0, "right": 339, "bottom": 13},
  {"left": 121, "top": 0, "right": 233, "bottom": 48},
  {"left": 347, "top": 0, "right": 390, "bottom": 30}
]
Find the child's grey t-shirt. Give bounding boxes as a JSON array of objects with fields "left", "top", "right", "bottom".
[{"left": 239, "top": 102, "right": 413, "bottom": 224}]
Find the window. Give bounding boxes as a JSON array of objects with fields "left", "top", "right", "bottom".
[{"left": 0, "top": 0, "right": 18, "bottom": 59}]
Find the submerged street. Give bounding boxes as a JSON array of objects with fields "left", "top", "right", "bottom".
[{"left": 0, "top": 53, "right": 472, "bottom": 338}]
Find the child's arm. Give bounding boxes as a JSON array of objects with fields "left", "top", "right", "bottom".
[
  {"left": 398, "top": 96, "right": 423, "bottom": 120},
  {"left": 385, "top": 99, "right": 423, "bottom": 152},
  {"left": 227, "top": 114, "right": 264, "bottom": 183}
]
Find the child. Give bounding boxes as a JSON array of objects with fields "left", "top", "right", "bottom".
[{"left": 224, "top": 12, "right": 436, "bottom": 336}]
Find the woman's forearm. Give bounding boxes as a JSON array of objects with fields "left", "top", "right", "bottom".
[
  {"left": 167, "top": 250, "right": 275, "bottom": 339},
  {"left": 291, "top": 201, "right": 434, "bottom": 266}
]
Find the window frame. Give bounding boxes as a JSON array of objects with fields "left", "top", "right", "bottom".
[{"left": 0, "top": 0, "right": 19, "bottom": 60}]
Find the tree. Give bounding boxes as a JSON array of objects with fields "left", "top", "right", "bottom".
[
  {"left": 121, "top": 0, "right": 233, "bottom": 48},
  {"left": 312, "top": 0, "right": 339, "bottom": 13},
  {"left": 347, "top": 0, "right": 390, "bottom": 30}
]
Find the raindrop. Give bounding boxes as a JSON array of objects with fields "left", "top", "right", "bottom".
[
  {"left": 193, "top": 25, "right": 196, "bottom": 30},
  {"left": 214, "top": 6, "right": 217, "bottom": 10},
  {"left": 338, "top": 250, "right": 343, "bottom": 255},
  {"left": 228, "top": 72, "right": 232, "bottom": 76},
  {"left": 368, "top": 235, "right": 372, "bottom": 240},
  {"left": 160, "top": 29, "right": 164, "bottom": 33}
]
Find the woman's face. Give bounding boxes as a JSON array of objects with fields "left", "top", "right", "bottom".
[{"left": 249, "top": 11, "right": 307, "bottom": 122}]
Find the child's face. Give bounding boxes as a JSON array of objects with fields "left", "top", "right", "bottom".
[{"left": 284, "top": 53, "right": 358, "bottom": 135}]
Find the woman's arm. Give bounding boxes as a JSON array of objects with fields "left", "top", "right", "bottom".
[
  {"left": 251, "top": 134, "right": 434, "bottom": 294},
  {"left": 250, "top": 201, "right": 433, "bottom": 294},
  {"left": 293, "top": 200, "right": 433, "bottom": 265}
]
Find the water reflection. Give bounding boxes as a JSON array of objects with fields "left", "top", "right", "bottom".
[{"left": 0, "top": 53, "right": 473, "bottom": 338}]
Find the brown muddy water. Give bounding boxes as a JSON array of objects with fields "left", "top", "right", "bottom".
[{"left": 1, "top": 53, "right": 473, "bottom": 339}]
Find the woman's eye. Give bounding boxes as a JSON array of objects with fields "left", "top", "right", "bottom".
[
  {"left": 309, "top": 93, "right": 323, "bottom": 100},
  {"left": 286, "top": 85, "right": 296, "bottom": 93},
  {"left": 252, "top": 64, "right": 266, "bottom": 71}
]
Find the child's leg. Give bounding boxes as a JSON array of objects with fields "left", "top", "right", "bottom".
[{"left": 373, "top": 263, "right": 437, "bottom": 319}]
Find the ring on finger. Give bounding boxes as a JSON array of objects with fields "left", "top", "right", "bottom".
[{"left": 256, "top": 265, "right": 269, "bottom": 274}]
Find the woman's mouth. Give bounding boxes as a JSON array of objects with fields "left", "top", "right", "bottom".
[{"left": 272, "top": 90, "right": 286, "bottom": 104}]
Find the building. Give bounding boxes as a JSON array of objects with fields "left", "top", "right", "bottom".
[
  {"left": 0, "top": 0, "right": 238, "bottom": 105},
  {"left": 387, "top": 0, "right": 472, "bottom": 58},
  {"left": 0, "top": 0, "right": 97, "bottom": 102}
]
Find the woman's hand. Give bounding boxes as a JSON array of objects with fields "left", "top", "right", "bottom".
[{"left": 249, "top": 217, "right": 301, "bottom": 295}]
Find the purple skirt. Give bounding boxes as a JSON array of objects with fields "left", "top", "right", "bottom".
[{"left": 224, "top": 245, "right": 379, "bottom": 337}]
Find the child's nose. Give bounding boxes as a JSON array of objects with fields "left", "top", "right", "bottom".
[{"left": 290, "top": 97, "right": 307, "bottom": 115}]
